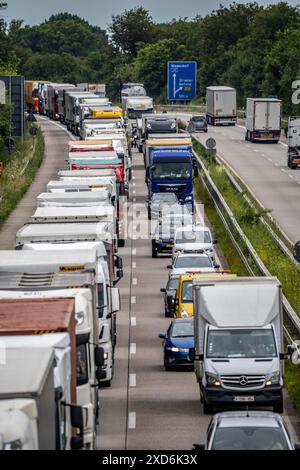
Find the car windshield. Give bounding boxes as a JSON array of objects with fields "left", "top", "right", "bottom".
[
  {"left": 152, "top": 193, "right": 177, "bottom": 203},
  {"left": 206, "top": 329, "right": 277, "bottom": 358},
  {"left": 172, "top": 321, "right": 194, "bottom": 338},
  {"left": 174, "top": 256, "right": 212, "bottom": 268},
  {"left": 152, "top": 163, "right": 191, "bottom": 180},
  {"left": 181, "top": 281, "right": 193, "bottom": 302},
  {"left": 175, "top": 230, "right": 211, "bottom": 244},
  {"left": 211, "top": 427, "right": 289, "bottom": 450},
  {"left": 167, "top": 277, "right": 180, "bottom": 290},
  {"left": 192, "top": 116, "right": 205, "bottom": 122}
]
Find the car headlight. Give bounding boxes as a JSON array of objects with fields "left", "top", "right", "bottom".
[
  {"left": 205, "top": 372, "right": 221, "bottom": 387},
  {"left": 181, "top": 308, "right": 189, "bottom": 318},
  {"left": 103, "top": 352, "right": 109, "bottom": 360},
  {"left": 75, "top": 311, "right": 84, "bottom": 326},
  {"left": 266, "top": 371, "right": 280, "bottom": 386},
  {"left": 166, "top": 347, "right": 179, "bottom": 352},
  {"left": 185, "top": 196, "right": 193, "bottom": 201},
  {"left": 171, "top": 122, "right": 176, "bottom": 128},
  {"left": 3, "top": 439, "right": 22, "bottom": 450},
  {"left": 146, "top": 123, "right": 152, "bottom": 129}
]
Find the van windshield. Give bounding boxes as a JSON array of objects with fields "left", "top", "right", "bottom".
[
  {"left": 206, "top": 329, "right": 277, "bottom": 358},
  {"left": 175, "top": 230, "right": 211, "bottom": 244}
]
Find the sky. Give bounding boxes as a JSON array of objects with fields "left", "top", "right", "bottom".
[{"left": 3, "top": 0, "right": 300, "bottom": 29}]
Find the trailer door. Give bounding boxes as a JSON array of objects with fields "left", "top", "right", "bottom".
[
  {"left": 254, "top": 101, "right": 268, "bottom": 130},
  {"left": 267, "top": 101, "right": 281, "bottom": 130}
]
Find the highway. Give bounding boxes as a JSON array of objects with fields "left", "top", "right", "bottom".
[
  {"left": 0, "top": 118, "right": 299, "bottom": 449},
  {"left": 178, "top": 114, "right": 300, "bottom": 245}
]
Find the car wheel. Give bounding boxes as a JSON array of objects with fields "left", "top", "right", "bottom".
[
  {"left": 152, "top": 248, "right": 157, "bottom": 258},
  {"left": 203, "top": 398, "right": 213, "bottom": 414},
  {"left": 204, "top": 129, "right": 208, "bottom": 133},
  {"left": 164, "top": 361, "right": 173, "bottom": 371}
]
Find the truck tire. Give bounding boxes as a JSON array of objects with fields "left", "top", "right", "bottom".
[
  {"left": 138, "top": 144, "right": 143, "bottom": 153},
  {"left": 164, "top": 361, "right": 173, "bottom": 371},
  {"left": 148, "top": 210, "right": 151, "bottom": 220},
  {"left": 203, "top": 398, "right": 213, "bottom": 415},
  {"left": 273, "top": 399, "right": 284, "bottom": 414},
  {"left": 152, "top": 248, "right": 157, "bottom": 258},
  {"left": 118, "top": 238, "right": 125, "bottom": 248}
]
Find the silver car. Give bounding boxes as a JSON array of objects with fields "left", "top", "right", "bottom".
[{"left": 194, "top": 411, "right": 300, "bottom": 450}]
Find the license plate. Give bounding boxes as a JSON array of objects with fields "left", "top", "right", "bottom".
[
  {"left": 166, "top": 244, "right": 173, "bottom": 248},
  {"left": 233, "top": 396, "right": 255, "bottom": 402},
  {"left": 262, "top": 134, "right": 272, "bottom": 139}
]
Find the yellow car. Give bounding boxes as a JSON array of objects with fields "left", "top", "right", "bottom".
[{"left": 175, "top": 272, "right": 236, "bottom": 318}]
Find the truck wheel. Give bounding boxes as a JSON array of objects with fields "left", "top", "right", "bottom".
[
  {"left": 148, "top": 210, "right": 151, "bottom": 220},
  {"left": 138, "top": 145, "right": 143, "bottom": 153},
  {"left": 101, "top": 379, "right": 112, "bottom": 388},
  {"left": 165, "top": 308, "right": 170, "bottom": 317},
  {"left": 273, "top": 400, "right": 283, "bottom": 414},
  {"left": 203, "top": 398, "right": 213, "bottom": 415},
  {"left": 152, "top": 248, "right": 157, "bottom": 258}
]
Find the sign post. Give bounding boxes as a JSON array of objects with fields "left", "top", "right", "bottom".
[{"left": 167, "top": 61, "right": 197, "bottom": 101}]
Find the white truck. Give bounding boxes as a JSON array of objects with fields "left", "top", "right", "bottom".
[
  {"left": 246, "top": 98, "right": 281, "bottom": 142},
  {"left": 125, "top": 96, "right": 153, "bottom": 120},
  {"left": 287, "top": 116, "right": 300, "bottom": 169},
  {"left": 206, "top": 86, "right": 237, "bottom": 126},
  {"left": 64, "top": 91, "right": 97, "bottom": 134},
  {"left": 192, "top": 277, "right": 290, "bottom": 414},
  {"left": 37, "top": 190, "right": 111, "bottom": 207}
]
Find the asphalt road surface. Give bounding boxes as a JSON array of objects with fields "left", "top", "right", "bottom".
[{"left": 178, "top": 114, "right": 300, "bottom": 245}]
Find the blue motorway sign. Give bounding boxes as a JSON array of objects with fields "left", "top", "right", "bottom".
[{"left": 167, "top": 61, "right": 197, "bottom": 101}]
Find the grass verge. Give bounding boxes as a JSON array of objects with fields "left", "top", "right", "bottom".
[
  {"left": 0, "top": 124, "right": 45, "bottom": 225},
  {"left": 193, "top": 140, "right": 300, "bottom": 415}
]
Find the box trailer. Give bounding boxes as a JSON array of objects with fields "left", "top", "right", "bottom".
[
  {"left": 246, "top": 98, "right": 281, "bottom": 142},
  {"left": 206, "top": 86, "right": 237, "bottom": 125}
]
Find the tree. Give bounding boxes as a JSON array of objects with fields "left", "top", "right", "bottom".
[
  {"left": 109, "top": 7, "right": 153, "bottom": 57},
  {"left": 134, "top": 39, "right": 187, "bottom": 99}
]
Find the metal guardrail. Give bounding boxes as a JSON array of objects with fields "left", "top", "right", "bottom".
[{"left": 192, "top": 142, "right": 300, "bottom": 343}]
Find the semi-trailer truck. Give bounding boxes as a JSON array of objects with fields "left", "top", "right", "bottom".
[
  {"left": 206, "top": 86, "right": 237, "bottom": 126},
  {"left": 246, "top": 98, "right": 281, "bottom": 143},
  {"left": 287, "top": 117, "right": 300, "bottom": 168}
]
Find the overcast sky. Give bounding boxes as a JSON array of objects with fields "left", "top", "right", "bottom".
[{"left": 3, "top": 1, "right": 300, "bottom": 28}]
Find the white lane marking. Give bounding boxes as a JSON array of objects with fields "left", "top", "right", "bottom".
[
  {"left": 254, "top": 149, "right": 259, "bottom": 153},
  {"left": 132, "top": 248, "right": 137, "bottom": 255},
  {"left": 236, "top": 124, "right": 246, "bottom": 130},
  {"left": 132, "top": 278, "right": 137, "bottom": 285},
  {"left": 130, "top": 343, "right": 136, "bottom": 354},
  {"left": 279, "top": 141, "right": 288, "bottom": 148},
  {"left": 129, "top": 374, "right": 136, "bottom": 387},
  {"left": 132, "top": 176, "right": 135, "bottom": 180},
  {"left": 131, "top": 316, "right": 137, "bottom": 326},
  {"left": 132, "top": 262, "right": 136, "bottom": 269},
  {"left": 131, "top": 295, "right": 136, "bottom": 304},
  {"left": 133, "top": 197, "right": 136, "bottom": 202},
  {"left": 274, "top": 162, "right": 279, "bottom": 166},
  {"left": 128, "top": 412, "right": 136, "bottom": 429},
  {"left": 281, "top": 169, "right": 287, "bottom": 173},
  {"left": 133, "top": 182, "right": 136, "bottom": 187},
  {"left": 288, "top": 174, "right": 294, "bottom": 179},
  {"left": 133, "top": 190, "right": 136, "bottom": 194},
  {"left": 268, "top": 158, "right": 272, "bottom": 162}
]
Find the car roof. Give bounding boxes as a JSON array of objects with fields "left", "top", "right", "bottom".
[
  {"left": 214, "top": 411, "right": 283, "bottom": 429},
  {"left": 172, "top": 317, "right": 193, "bottom": 324},
  {"left": 175, "top": 252, "right": 210, "bottom": 259},
  {"left": 175, "top": 225, "right": 210, "bottom": 233}
]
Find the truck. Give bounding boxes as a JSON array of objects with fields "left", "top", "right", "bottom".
[
  {"left": 120, "top": 82, "right": 146, "bottom": 104},
  {"left": 47, "top": 83, "right": 75, "bottom": 120},
  {"left": 144, "top": 136, "right": 192, "bottom": 170},
  {"left": 77, "top": 83, "right": 106, "bottom": 97},
  {"left": 206, "top": 86, "right": 237, "bottom": 125},
  {"left": 124, "top": 96, "right": 153, "bottom": 120},
  {"left": 0, "top": 298, "right": 85, "bottom": 450},
  {"left": 57, "top": 85, "right": 79, "bottom": 123},
  {"left": 246, "top": 98, "right": 281, "bottom": 142},
  {"left": 192, "top": 276, "right": 290, "bottom": 414},
  {"left": 287, "top": 117, "right": 300, "bottom": 168},
  {"left": 36, "top": 190, "right": 112, "bottom": 207},
  {"left": 0, "top": 282, "right": 105, "bottom": 449},
  {"left": 24, "top": 81, "right": 49, "bottom": 113},
  {"left": 147, "top": 148, "right": 196, "bottom": 210},
  {"left": 142, "top": 114, "right": 177, "bottom": 142}
]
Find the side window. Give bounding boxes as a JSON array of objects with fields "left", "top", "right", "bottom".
[{"left": 0, "top": 81, "right": 6, "bottom": 104}]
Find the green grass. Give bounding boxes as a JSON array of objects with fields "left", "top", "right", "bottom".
[
  {"left": 193, "top": 140, "right": 300, "bottom": 415},
  {"left": 0, "top": 125, "right": 45, "bottom": 225}
]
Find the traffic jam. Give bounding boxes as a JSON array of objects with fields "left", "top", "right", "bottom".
[{"left": 0, "top": 80, "right": 299, "bottom": 452}]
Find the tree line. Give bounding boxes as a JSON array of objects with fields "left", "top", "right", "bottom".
[{"left": 1, "top": 2, "right": 300, "bottom": 114}]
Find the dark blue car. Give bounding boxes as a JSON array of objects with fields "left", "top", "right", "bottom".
[{"left": 159, "top": 318, "right": 194, "bottom": 371}]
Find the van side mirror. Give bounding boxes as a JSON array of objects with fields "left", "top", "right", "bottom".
[
  {"left": 158, "top": 333, "right": 167, "bottom": 339},
  {"left": 167, "top": 265, "right": 172, "bottom": 269},
  {"left": 95, "top": 346, "right": 105, "bottom": 367},
  {"left": 160, "top": 288, "right": 166, "bottom": 293},
  {"left": 213, "top": 239, "right": 217, "bottom": 244}
]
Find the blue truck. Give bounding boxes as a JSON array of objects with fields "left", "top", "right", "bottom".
[{"left": 146, "top": 148, "right": 196, "bottom": 211}]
